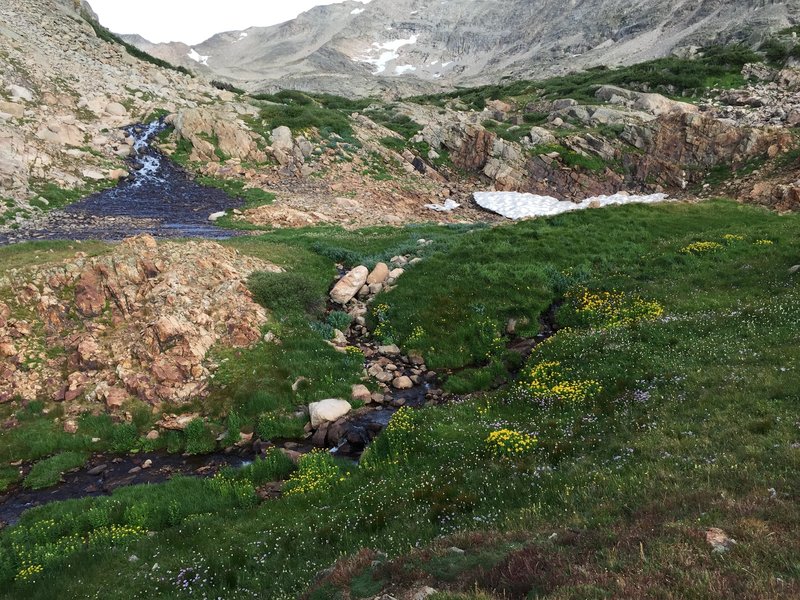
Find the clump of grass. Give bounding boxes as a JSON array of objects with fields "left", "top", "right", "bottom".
[
  {"left": 184, "top": 419, "right": 216, "bottom": 455},
  {"left": 255, "top": 413, "right": 306, "bottom": 441},
  {"left": 248, "top": 270, "right": 325, "bottom": 316},
  {"left": 24, "top": 451, "right": 89, "bottom": 490},
  {"left": 531, "top": 144, "right": 609, "bottom": 172},
  {"left": 194, "top": 176, "right": 274, "bottom": 208},
  {"left": 0, "top": 466, "right": 20, "bottom": 493}
]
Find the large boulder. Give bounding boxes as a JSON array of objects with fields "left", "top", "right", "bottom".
[
  {"left": 309, "top": 399, "right": 352, "bottom": 428},
  {"left": 330, "top": 266, "right": 369, "bottom": 304},
  {"left": 170, "top": 108, "right": 265, "bottom": 163},
  {"left": 270, "top": 126, "right": 293, "bottom": 152},
  {"left": 36, "top": 120, "right": 84, "bottom": 146},
  {"left": 367, "top": 262, "right": 390, "bottom": 285},
  {"left": 633, "top": 93, "right": 697, "bottom": 116}
]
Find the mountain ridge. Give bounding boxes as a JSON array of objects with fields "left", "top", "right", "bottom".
[{"left": 120, "top": 0, "right": 800, "bottom": 97}]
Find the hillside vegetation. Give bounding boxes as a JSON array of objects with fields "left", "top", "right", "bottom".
[{"left": 2, "top": 200, "right": 799, "bottom": 598}]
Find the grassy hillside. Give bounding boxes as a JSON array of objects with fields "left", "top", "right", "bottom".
[{"left": 2, "top": 200, "right": 799, "bottom": 598}]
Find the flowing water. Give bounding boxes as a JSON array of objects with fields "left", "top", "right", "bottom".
[{"left": 0, "top": 120, "right": 243, "bottom": 244}]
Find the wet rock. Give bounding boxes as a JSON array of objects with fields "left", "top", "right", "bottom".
[
  {"left": 87, "top": 464, "right": 108, "bottom": 476},
  {"left": 311, "top": 421, "right": 330, "bottom": 446}
]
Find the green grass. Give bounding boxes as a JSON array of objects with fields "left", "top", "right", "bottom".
[
  {"left": 3, "top": 201, "right": 800, "bottom": 599},
  {"left": 23, "top": 452, "right": 89, "bottom": 490},
  {"left": 194, "top": 176, "right": 275, "bottom": 207},
  {"left": 0, "top": 466, "right": 20, "bottom": 493},
  {"left": 0, "top": 240, "right": 109, "bottom": 273},
  {"left": 256, "top": 94, "right": 360, "bottom": 145}
]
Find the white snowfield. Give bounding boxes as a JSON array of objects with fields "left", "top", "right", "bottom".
[
  {"left": 354, "top": 35, "right": 418, "bottom": 74},
  {"left": 473, "top": 191, "right": 672, "bottom": 220},
  {"left": 187, "top": 48, "right": 210, "bottom": 66}
]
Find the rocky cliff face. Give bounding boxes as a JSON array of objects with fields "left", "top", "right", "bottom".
[{"left": 123, "top": 0, "right": 800, "bottom": 97}]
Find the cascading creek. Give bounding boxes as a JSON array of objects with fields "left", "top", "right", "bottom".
[
  {"left": 127, "top": 120, "right": 169, "bottom": 185},
  {"left": 0, "top": 119, "right": 244, "bottom": 244}
]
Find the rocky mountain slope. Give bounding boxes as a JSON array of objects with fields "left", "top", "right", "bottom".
[
  {"left": 123, "top": 0, "right": 800, "bottom": 97},
  {"left": 0, "top": 0, "right": 246, "bottom": 226}
]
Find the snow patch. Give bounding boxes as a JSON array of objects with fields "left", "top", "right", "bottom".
[
  {"left": 394, "top": 64, "right": 417, "bottom": 75},
  {"left": 351, "top": 8, "right": 365, "bottom": 14},
  {"left": 354, "top": 34, "right": 418, "bottom": 74},
  {"left": 474, "top": 191, "right": 672, "bottom": 220},
  {"left": 187, "top": 48, "right": 210, "bottom": 66}
]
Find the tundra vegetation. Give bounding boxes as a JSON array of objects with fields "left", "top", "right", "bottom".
[
  {"left": 1, "top": 200, "right": 799, "bottom": 598},
  {"left": 2, "top": 40, "right": 800, "bottom": 599}
]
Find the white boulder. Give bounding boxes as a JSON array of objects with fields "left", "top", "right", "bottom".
[{"left": 309, "top": 399, "right": 352, "bottom": 428}]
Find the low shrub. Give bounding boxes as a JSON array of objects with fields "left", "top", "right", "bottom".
[
  {"left": 184, "top": 419, "right": 216, "bottom": 455},
  {"left": 327, "top": 311, "right": 353, "bottom": 332},
  {"left": 224, "top": 449, "right": 295, "bottom": 485}
]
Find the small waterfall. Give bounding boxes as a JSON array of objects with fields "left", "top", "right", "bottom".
[
  {"left": 126, "top": 120, "right": 169, "bottom": 186},
  {"left": 0, "top": 120, "right": 245, "bottom": 244}
]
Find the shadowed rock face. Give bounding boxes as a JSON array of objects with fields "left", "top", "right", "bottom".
[{"left": 123, "top": 0, "right": 800, "bottom": 97}]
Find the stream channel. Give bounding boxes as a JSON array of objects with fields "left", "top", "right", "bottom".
[{"left": 0, "top": 120, "right": 243, "bottom": 245}]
